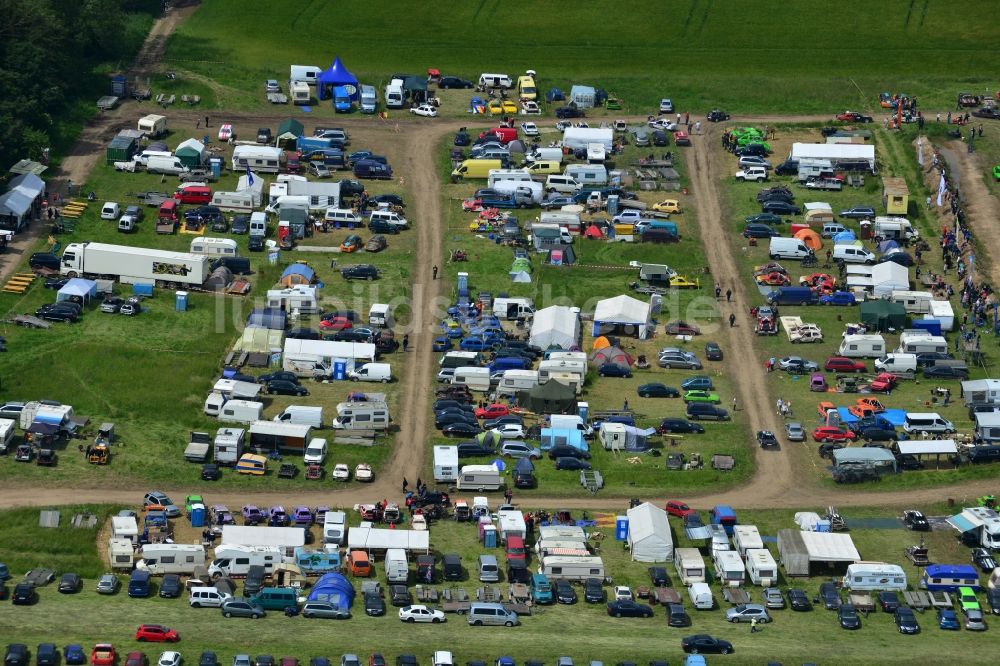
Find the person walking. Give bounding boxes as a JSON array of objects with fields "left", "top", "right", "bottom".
[
  {"left": 432, "top": 265, "right": 438, "bottom": 279},
  {"left": 726, "top": 288, "right": 732, "bottom": 303},
  {"left": 715, "top": 282, "right": 721, "bottom": 298},
  {"left": 729, "top": 313, "right": 736, "bottom": 328},
  {"left": 402, "top": 477, "right": 409, "bottom": 492},
  {"left": 750, "top": 617, "right": 758, "bottom": 634},
  {"left": 623, "top": 398, "right": 629, "bottom": 411},
  {"left": 732, "top": 397, "right": 738, "bottom": 411},
  {"left": 776, "top": 398, "right": 784, "bottom": 415},
  {"left": 402, "top": 334, "right": 409, "bottom": 351},
  {"left": 205, "top": 116, "right": 210, "bottom": 127}
]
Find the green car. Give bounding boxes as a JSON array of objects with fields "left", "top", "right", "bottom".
[
  {"left": 993, "top": 164, "right": 1000, "bottom": 181},
  {"left": 184, "top": 495, "right": 204, "bottom": 512},
  {"left": 683, "top": 390, "right": 720, "bottom": 404},
  {"left": 958, "top": 587, "right": 980, "bottom": 612}
]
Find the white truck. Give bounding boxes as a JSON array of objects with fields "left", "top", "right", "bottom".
[
  {"left": 385, "top": 548, "right": 409, "bottom": 583},
  {"left": 492, "top": 297, "right": 535, "bottom": 320},
  {"left": 61, "top": 242, "right": 210, "bottom": 287},
  {"left": 208, "top": 545, "right": 284, "bottom": 578}
]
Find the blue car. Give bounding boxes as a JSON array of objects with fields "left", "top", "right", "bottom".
[
  {"left": 64, "top": 645, "right": 86, "bottom": 665},
  {"left": 820, "top": 291, "right": 857, "bottom": 306},
  {"left": 432, "top": 337, "right": 453, "bottom": 352},
  {"left": 937, "top": 609, "right": 960, "bottom": 630},
  {"left": 460, "top": 337, "right": 490, "bottom": 351},
  {"left": 681, "top": 376, "right": 714, "bottom": 391}
]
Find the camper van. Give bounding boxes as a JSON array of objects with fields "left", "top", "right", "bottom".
[
  {"left": 902, "top": 412, "right": 955, "bottom": 435},
  {"left": 478, "top": 73, "right": 513, "bottom": 89},
  {"left": 895, "top": 332, "right": 948, "bottom": 355},
  {"left": 837, "top": 334, "right": 886, "bottom": 358},
  {"left": 331, "top": 402, "right": 391, "bottom": 431},
  {"left": 545, "top": 174, "right": 580, "bottom": 194},
  {"left": 890, "top": 290, "right": 933, "bottom": 314},
  {"left": 744, "top": 549, "right": 778, "bottom": 587},
  {"left": 189, "top": 237, "right": 238, "bottom": 256},
  {"left": 516, "top": 75, "right": 536, "bottom": 100},
  {"left": 452, "top": 367, "right": 491, "bottom": 392},
  {"left": 496, "top": 370, "right": 540, "bottom": 396},
  {"left": 213, "top": 428, "right": 245, "bottom": 465},
  {"left": 433, "top": 445, "right": 459, "bottom": 483},
  {"left": 324, "top": 208, "right": 362, "bottom": 226},
  {"left": 208, "top": 545, "right": 283, "bottom": 578},
  {"left": 136, "top": 544, "right": 206, "bottom": 575},
  {"left": 440, "top": 351, "right": 482, "bottom": 369},
  {"left": 273, "top": 405, "right": 324, "bottom": 429},
  {"left": 673, "top": 548, "right": 706, "bottom": 585},
  {"left": 537, "top": 556, "right": 605, "bottom": 582},
  {"left": 368, "top": 209, "right": 408, "bottom": 229},
  {"left": 874, "top": 216, "right": 918, "bottom": 241},
  {"left": 218, "top": 400, "right": 264, "bottom": 425},
  {"left": 712, "top": 550, "right": 746, "bottom": 588},
  {"left": 249, "top": 211, "right": 267, "bottom": 237},
  {"left": 347, "top": 362, "right": 392, "bottom": 383},
  {"left": 456, "top": 464, "right": 503, "bottom": 492},
  {"left": 146, "top": 155, "right": 190, "bottom": 176},
  {"left": 842, "top": 562, "right": 907, "bottom": 591}
]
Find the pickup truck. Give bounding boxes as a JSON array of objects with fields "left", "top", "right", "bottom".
[{"left": 91, "top": 645, "right": 115, "bottom": 666}]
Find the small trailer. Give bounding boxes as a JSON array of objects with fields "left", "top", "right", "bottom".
[
  {"left": 928, "top": 591, "right": 953, "bottom": 608},
  {"left": 442, "top": 587, "right": 471, "bottom": 614},
  {"left": 903, "top": 590, "right": 931, "bottom": 611},
  {"left": 848, "top": 591, "right": 875, "bottom": 614},
  {"left": 722, "top": 588, "right": 751, "bottom": 605},
  {"left": 580, "top": 469, "right": 604, "bottom": 493},
  {"left": 652, "top": 587, "right": 682, "bottom": 606},
  {"left": 97, "top": 96, "right": 120, "bottom": 110}
]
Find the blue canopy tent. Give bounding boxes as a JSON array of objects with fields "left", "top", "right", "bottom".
[
  {"left": 317, "top": 57, "right": 360, "bottom": 101},
  {"left": 307, "top": 572, "right": 355, "bottom": 610}
]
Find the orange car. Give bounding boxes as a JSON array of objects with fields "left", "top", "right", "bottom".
[
  {"left": 340, "top": 234, "right": 363, "bottom": 253},
  {"left": 756, "top": 272, "right": 790, "bottom": 286},
  {"left": 816, "top": 401, "right": 836, "bottom": 420},
  {"left": 848, "top": 397, "right": 886, "bottom": 418}
]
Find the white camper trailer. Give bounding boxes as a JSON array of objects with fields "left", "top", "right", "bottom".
[
  {"left": 712, "top": 550, "right": 746, "bottom": 587},
  {"left": 841, "top": 562, "right": 908, "bottom": 591},
  {"left": 108, "top": 538, "right": 135, "bottom": 571},
  {"left": 745, "top": 549, "right": 778, "bottom": 587},
  {"left": 537, "top": 555, "right": 605, "bottom": 582},
  {"left": 732, "top": 525, "right": 764, "bottom": 557},
  {"left": 433, "top": 445, "right": 459, "bottom": 483},
  {"left": 673, "top": 548, "right": 706, "bottom": 585}
]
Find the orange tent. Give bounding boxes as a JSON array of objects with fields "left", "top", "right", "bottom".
[
  {"left": 592, "top": 336, "right": 611, "bottom": 351},
  {"left": 794, "top": 228, "right": 822, "bottom": 251}
]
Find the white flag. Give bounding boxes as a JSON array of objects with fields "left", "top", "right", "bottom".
[{"left": 936, "top": 172, "right": 946, "bottom": 207}]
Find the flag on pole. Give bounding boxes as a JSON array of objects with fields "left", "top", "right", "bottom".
[
  {"left": 246, "top": 167, "right": 254, "bottom": 187},
  {"left": 936, "top": 172, "right": 946, "bottom": 207}
]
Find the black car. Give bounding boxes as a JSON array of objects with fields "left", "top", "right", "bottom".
[
  {"left": 651, "top": 130, "right": 669, "bottom": 146},
  {"left": 34, "top": 307, "right": 78, "bottom": 323},
  {"left": 57, "top": 573, "right": 81, "bottom": 594},
  {"left": 258, "top": 371, "right": 299, "bottom": 385},
  {"left": 743, "top": 224, "right": 779, "bottom": 238},
  {"left": 201, "top": 464, "right": 221, "bottom": 481},
  {"left": 555, "top": 106, "right": 585, "bottom": 119},
  {"left": 861, "top": 428, "right": 897, "bottom": 442},
  {"left": 666, "top": 603, "right": 691, "bottom": 627},
  {"left": 583, "top": 578, "right": 605, "bottom": 603},
  {"left": 159, "top": 574, "right": 182, "bottom": 598},
  {"left": 5, "top": 645, "right": 28, "bottom": 666},
  {"left": 341, "top": 264, "right": 379, "bottom": 281},
  {"left": 684, "top": 513, "right": 705, "bottom": 529},
  {"left": 901, "top": 509, "right": 930, "bottom": 531},
  {"left": 756, "top": 431, "right": 778, "bottom": 449},
  {"left": 364, "top": 591, "right": 385, "bottom": 616},
  {"left": 657, "top": 418, "right": 704, "bottom": 434},
  {"left": 915, "top": 352, "right": 954, "bottom": 367},
  {"left": 606, "top": 600, "right": 653, "bottom": 618},
  {"left": 598, "top": 363, "right": 632, "bottom": 378},
  {"left": 554, "top": 579, "right": 577, "bottom": 604},
  {"left": 745, "top": 213, "right": 783, "bottom": 226},
  {"left": 11, "top": 583, "right": 36, "bottom": 605},
  {"left": 454, "top": 130, "right": 470, "bottom": 147},
  {"left": 838, "top": 604, "right": 861, "bottom": 629},
  {"left": 839, "top": 206, "right": 875, "bottom": 219},
  {"left": 972, "top": 548, "right": 998, "bottom": 572},
  {"left": 29, "top": 253, "right": 60, "bottom": 271},
  {"left": 256, "top": 128, "right": 273, "bottom": 144},
  {"left": 199, "top": 653, "right": 218, "bottom": 666},
  {"left": 507, "top": 561, "right": 530, "bottom": 584},
  {"left": 880, "top": 252, "right": 914, "bottom": 267},
  {"left": 923, "top": 364, "right": 968, "bottom": 380},
  {"left": 878, "top": 590, "right": 900, "bottom": 612},
  {"left": 705, "top": 343, "right": 723, "bottom": 361},
  {"left": 438, "top": 76, "right": 472, "bottom": 89},
  {"left": 547, "top": 446, "right": 590, "bottom": 460},
  {"left": 894, "top": 606, "right": 920, "bottom": 634},
  {"left": 555, "top": 457, "right": 591, "bottom": 471},
  {"left": 483, "top": 416, "right": 522, "bottom": 430},
  {"left": 432, "top": 399, "right": 472, "bottom": 412},
  {"left": 786, "top": 588, "right": 812, "bottom": 611},
  {"left": 266, "top": 380, "right": 309, "bottom": 396},
  {"left": 372, "top": 194, "right": 405, "bottom": 207},
  {"left": 255, "top": 657, "right": 274, "bottom": 666},
  {"left": 648, "top": 567, "right": 670, "bottom": 587},
  {"left": 819, "top": 582, "right": 841, "bottom": 610},
  {"left": 327, "top": 329, "right": 374, "bottom": 343},
  {"left": 442, "top": 423, "right": 483, "bottom": 437},
  {"left": 735, "top": 144, "right": 768, "bottom": 157},
  {"left": 36, "top": 644, "right": 58, "bottom": 666},
  {"left": 761, "top": 200, "right": 801, "bottom": 215},
  {"left": 681, "top": 635, "right": 732, "bottom": 654},
  {"left": 707, "top": 109, "right": 730, "bottom": 122},
  {"left": 44, "top": 277, "right": 70, "bottom": 290},
  {"left": 210, "top": 218, "right": 228, "bottom": 232},
  {"left": 637, "top": 383, "right": 679, "bottom": 398}
]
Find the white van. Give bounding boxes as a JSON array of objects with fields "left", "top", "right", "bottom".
[
  {"left": 478, "top": 73, "right": 513, "bottom": 89},
  {"left": 325, "top": 208, "right": 362, "bottom": 226},
  {"left": 527, "top": 147, "right": 565, "bottom": 163},
  {"left": 369, "top": 209, "right": 408, "bottom": 228},
  {"left": 289, "top": 65, "right": 321, "bottom": 86},
  {"left": 452, "top": 367, "right": 491, "bottom": 392},
  {"left": 303, "top": 438, "right": 328, "bottom": 464},
  {"left": 833, "top": 244, "right": 876, "bottom": 264},
  {"left": 273, "top": 405, "right": 324, "bottom": 429},
  {"left": 467, "top": 602, "right": 519, "bottom": 627},
  {"left": 188, "top": 586, "right": 233, "bottom": 608},
  {"left": 769, "top": 237, "right": 814, "bottom": 260},
  {"left": 874, "top": 353, "right": 917, "bottom": 374},
  {"left": 545, "top": 174, "right": 581, "bottom": 194},
  {"left": 347, "top": 362, "right": 392, "bottom": 383},
  {"left": 101, "top": 202, "right": 121, "bottom": 220},
  {"left": 385, "top": 79, "right": 405, "bottom": 109},
  {"left": 249, "top": 212, "right": 267, "bottom": 237},
  {"left": 146, "top": 155, "right": 190, "bottom": 176},
  {"left": 837, "top": 334, "right": 886, "bottom": 358},
  {"left": 488, "top": 169, "right": 532, "bottom": 188},
  {"left": 189, "top": 237, "right": 238, "bottom": 256},
  {"left": 688, "top": 582, "right": 714, "bottom": 610},
  {"left": 903, "top": 412, "right": 956, "bottom": 435},
  {"left": 218, "top": 399, "right": 264, "bottom": 425}
]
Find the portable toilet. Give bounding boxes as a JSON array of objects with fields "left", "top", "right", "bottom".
[
  {"left": 615, "top": 515, "right": 629, "bottom": 541},
  {"left": 333, "top": 361, "right": 346, "bottom": 380},
  {"left": 188, "top": 503, "right": 206, "bottom": 528},
  {"left": 457, "top": 272, "right": 469, "bottom": 294},
  {"left": 607, "top": 195, "right": 619, "bottom": 217},
  {"left": 111, "top": 75, "right": 128, "bottom": 97},
  {"left": 175, "top": 291, "right": 189, "bottom": 311},
  {"left": 577, "top": 402, "right": 590, "bottom": 422},
  {"left": 208, "top": 157, "right": 223, "bottom": 179},
  {"left": 482, "top": 524, "right": 497, "bottom": 548}
]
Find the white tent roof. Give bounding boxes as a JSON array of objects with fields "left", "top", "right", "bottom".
[
  {"left": 176, "top": 138, "right": 207, "bottom": 158},
  {"left": 283, "top": 338, "right": 375, "bottom": 362},
  {"left": 221, "top": 525, "right": 305, "bottom": 549},
  {"left": 593, "top": 295, "right": 651, "bottom": 325},
  {"left": 870, "top": 262, "right": 909, "bottom": 287},
  {"left": 57, "top": 278, "right": 97, "bottom": 302},
  {"left": 0, "top": 190, "right": 32, "bottom": 217},
  {"left": 798, "top": 531, "right": 860, "bottom": 563},
  {"left": 896, "top": 439, "right": 958, "bottom": 455},
  {"left": 347, "top": 526, "right": 429, "bottom": 552},
  {"left": 626, "top": 502, "right": 673, "bottom": 562},
  {"left": 529, "top": 305, "right": 580, "bottom": 350},
  {"left": 790, "top": 142, "right": 876, "bottom": 162}
]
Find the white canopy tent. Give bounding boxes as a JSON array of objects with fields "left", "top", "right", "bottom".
[
  {"left": 626, "top": 502, "right": 673, "bottom": 562},
  {"left": 57, "top": 278, "right": 97, "bottom": 303},
  {"left": 347, "top": 526, "right": 430, "bottom": 553},
  {"left": 592, "top": 295, "right": 653, "bottom": 339},
  {"left": 529, "top": 305, "right": 580, "bottom": 350}
]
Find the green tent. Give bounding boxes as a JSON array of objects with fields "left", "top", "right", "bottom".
[
  {"left": 859, "top": 300, "right": 907, "bottom": 332},
  {"left": 517, "top": 380, "right": 577, "bottom": 414},
  {"left": 276, "top": 119, "right": 305, "bottom": 150}
]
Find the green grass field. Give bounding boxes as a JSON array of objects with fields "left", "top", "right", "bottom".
[{"left": 165, "top": 1, "right": 1000, "bottom": 115}]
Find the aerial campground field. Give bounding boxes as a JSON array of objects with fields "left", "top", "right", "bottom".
[{"left": 2, "top": 2, "right": 1000, "bottom": 666}]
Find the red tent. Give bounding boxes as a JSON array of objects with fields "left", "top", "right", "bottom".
[{"left": 584, "top": 224, "right": 603, "bottom": 239}]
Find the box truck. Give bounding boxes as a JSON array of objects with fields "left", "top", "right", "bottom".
[{"left": 61, "top": 242, "right": 210, "bottom": 287}]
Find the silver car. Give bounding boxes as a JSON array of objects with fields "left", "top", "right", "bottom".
[
  {"left": 301, "top": 601, "right": 350, "bottom": 619},
  {"left": 725, "top": 603, "right": 771, "bottom": 623},
  {"left": 220, "top": 599, "right": 265, "bottom": 619},
  {"left": 658, "top": 353, "right": 702, "bottom": 370},
  {"left": 632, "top": 130, "right": 650, "bottom": 147},
  {"left": 963, "top": 608, "right": 987, "bottom": 631},
  {"left": 763, "top": 588, "right": 786, "bottom": 609},
  {"left": 96, "top": 574, "right": 120, "bottom": 595},
  {"left": 784, "top": 422, "right": 806, "bottom": 441}
]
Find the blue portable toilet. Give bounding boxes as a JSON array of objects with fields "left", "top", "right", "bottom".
[
  {"left": 333, "top": 361, "right": 347, "bottom": 380},
  {"left": 208, "top": 157, "right": 223, "bottom": 179},
  {"left": 188, "top": 503, "right": 206, "bottom": 528},
  {"left": 615, "top": 515, "right": 629, "bottom": 541},
  {"left": 577, "top": 401, "right": 590, "bottom": 422},
  {"left": 457, "top": 272, "right": 469, "bottom": 293},
  {"left": 482, "top": 524, "right": 497, "bottom": 548},
  {"left": 606, "top": 194, "right": 619, "bottom": 217},
  {"left": 132, "top": 283, "right": 153, "bottom": 297},
  {"left": 111, "top": 75, "right": 127, "bottom": 97},
  {"left": 175, "top": 291, "right": 188, "bottom": 311}
]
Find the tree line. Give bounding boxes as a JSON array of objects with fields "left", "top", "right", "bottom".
[{"left": 0, "top": 0, "right": 161, "bottom": 173}]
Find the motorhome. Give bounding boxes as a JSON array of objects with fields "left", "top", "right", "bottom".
[
  {"left": 744, "top": 549, "right": 778, "bottom": 587},
  {"left": 874, "top": 216, "right": 918, "bottom": 241},
  {"left": 452, "top": 367, "right": 491, "bottom": 392},
  {"left": 838, "top": 334, "right": 887, "bottom": 358},
  {"left": 136, "top": 544, "right": 206, "bottom": 575},
  {"left": 208, "top": 545, "right": 283, "bottom": 578},
  {"left": 537, "top": 555, "right": 605, "bottom": 582},
  {"left": 456, "top": 464, "right": 503, "bottom": 492},
  {"left": 712, "top": 550, "right": 746, "bottom": 588},
  {"left": 842, "top": 562, "right": 908, "bottom": 591},
  {"left": 330, "top": 401, "right": 391, "bottom": 431},
  {"left": 732, "top": 526, "right": 764, "bottom": 557},
  {"left": 673, "top": 548, "right": 706, "bottom": 585}
]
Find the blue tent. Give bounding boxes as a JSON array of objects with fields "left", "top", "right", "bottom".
[
  {"left": 280, "top": 263, "right": 315, "bottom": 286},
  {"left": 832, "top": 231, "right": 857, "bottom": 244},
  {"left": 317, "top": 57, "right": 359, "bottom": 101},
  {"left": 307, "top": 573, "right": 355, "bottom": 610}
]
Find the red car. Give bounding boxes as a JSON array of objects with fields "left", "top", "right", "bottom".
[
  {"left": 869, "top": 372, "right": 898, "bottom": 393},
  {"left": 134, "top": 625, "right": 178, "bottom": 643},
  {"left": 318, "top": 316, "right": 352, "bottom": 331},
  {"left": 91, "top": 645, "right": 116, "bottom": 666},
  {"left": 836, "top": 111, "right": 873, "bottom": 123},
  {"left": 125, "top": 653, "right": 147, "bottom": 666},
  {"left": 824, "top": 357, "right": 865, "bottom": 373},
  {"left": 756, "top": 271, "right": 790, "bottom": 286},
  {"left": 665, "top": 500, "right": 695, "bottom": 518},
  {"left": 812, "top": 426, "right": 857, "bottom": 443},
  {"left": 474, "top": 403, "right": 509, "bottom": 419}
]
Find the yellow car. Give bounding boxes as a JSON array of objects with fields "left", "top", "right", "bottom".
[
  {"left": 501, "top": 100, "right": 518, "bottom": 114},
  {"left": 668, "top": 275, "right": 700, "bottom": 289},
  {"left": 487, "top": 100, "right": 504, "bottom": 115},
  {"left": 653, "top": 199, "right": 681, "bottom": 214}
]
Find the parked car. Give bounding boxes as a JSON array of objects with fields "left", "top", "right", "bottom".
[
  {"left": 637, "top": 383, "right": 679, "bottom": 398},
  {"left": 64, "top": 647, "right": 86, "bottom": 666},
  {"left": 778, "top": 356, "right": 818, "bottom": 372},
  {"left": 554, "top": 579, "right": 577, "bottom": 604},
  {"left": 762, "top": 587, "right": 785, "bottom": 609},
  {"left": 894, "top": 606, "right": 920, "bottom": 634},
  {"left": 266, "top": 380, "right": 308, "bottom": 396},
  {"left": 584, "top": 578, "right": 605, "bottom": 604},
  {"left": 704, "top": 342, "right": 723, "bottom": 361},
  {"left": 825, "top": 357, "right": 866, "bottom": 373},
  {"left": 606, "top": 600, "right": 654, "bottom": 618},
  {"left": 878, "top": 591, "right": 900, "bottom": 613},
  {"left": 839, "top": 206, "right": 875, "bottom": 219},
  {"left": 398, "top": 605, "right": 445, "bottom": 623},
  {"left": 681, "top": 635, "right": 732, "bottom": 655},
  {"left": 135, "top": 625, "right": 179, "bottom": 643},
  {"left": 665, "top": 321, "right": 700, "bottom": 335},
  {"left": 725, "top": 604, "right": 770, "bottom": 623},
  {"left": 11, "top": 583, "right": 37, "bottom": 605},
  {"left": 819, "top": 582, "right": 842, "bottom": 610},
  {"left": 937, "top": 608, "right": 960, "bottom": 631},
  {"left": 58, "top": 573, "right": 82, "bottom": 594},
  {"left": 973, "top": 548, "right": 997, "bottom": 572},
  {"left": 555, "top": 457, "right": 591, "bottom": 471},
  {"left": 96, "top": 574, "right": 120, "bottom": 595},
  {"left": 838, "top": 604, "right": 862, "bottom": 630},
  {"left": 341, "top": 264, "right": 379, "bottom": 281},
  {"left": 902, "top": 510, "right": 930, "bottom": 531},
  {"left": 598, "top": 364, "right": 632, "bottom": 378},
  {"left": 301, "top": 602, "right": 350, "bottom": 619},
  {"left": 364, "top": 593, "right": 386, "bottom": 617},
  {"left": 220, "top": 599, "right": 265, "bottom": 619},
  {"left": 784, "top": 422, "right": 806, "bottom": 441},
  {"left": 159, "top": 575, "right": 182, "bottom": 598}
]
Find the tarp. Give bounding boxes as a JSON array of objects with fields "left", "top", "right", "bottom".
[
  {"left": 790, "top": 142, "right": 876, "bottom": 168},
  {"left": 307, "top": 572, "right": 355, "bottom": 609},
  {"left": 0, "top": 190, "right": 32, "bottom": 218},
  {"left": 896, "top": 439, "right": 957, "bottom": 455},
  {"left": 529, "top": 306, "right": 580, "bottom": 350},
  {"left": 833, "top": 231, "right": 857, "bottom": 244},
  {"left": 283, "top": 338, "right": 376, "bottom": 362},
  {"left": 627, "top": 503, "right": 673, "bottom": 562},
  {"left": 592, "top": 295, "right": 652, "bottom": 339},
  {"left": 221, "top": 525, "right": 306, "bottom": 550},
  {"left": 859, "top": 300, "right": 907, "bottom": 332},
  {"left": 793, "top": 228, "right": 822, "bottom": 250},
  {"left": 317, "top": 56, "right": 360, "bottom": 101},
  {"left": 247, "top": 307, "right": 287, "bottom": 331},
  {"left": 590, "top": 345, "right": 632, "bottom": 367},
  {"left": 517, "top": 381, "right": 576, "bottom": 414},
  {"left": 832, "top": 447, "right": 897, "bottom": 471},
  {"left": 57, "top": 278, "right": 97, "bottom": 303}
]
